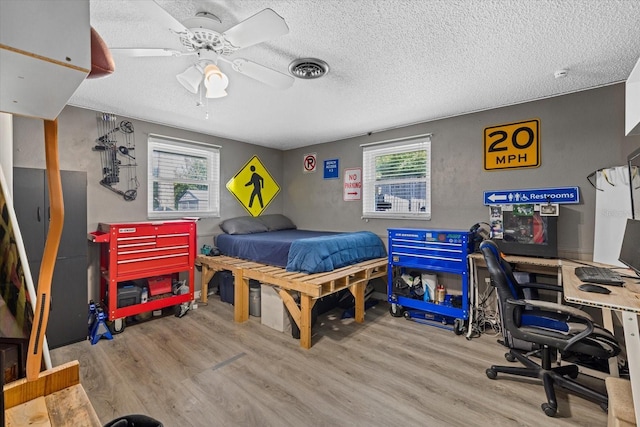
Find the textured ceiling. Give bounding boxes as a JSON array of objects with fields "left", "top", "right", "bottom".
[{"left": 70, "top": 0, "right": 640, "bottom": 150}]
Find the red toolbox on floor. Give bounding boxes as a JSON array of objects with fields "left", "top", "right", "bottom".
[{"left": 147, "top": 275, "right": 172, "bottom": 296}]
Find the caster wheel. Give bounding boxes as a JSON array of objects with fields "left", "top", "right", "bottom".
[
  {"left": 486, "top": 368, "right": 497, "bottom": 379},
  {"left": 567, "top": 366, "right": 579, "bottom": 379},
  {"left": 403, "top": 310, "right": 412, "bottom": 320},
  {"left": 110, "top": 318, "right": 125, "bottom": 334},
  {"left": 453, "top": 318, "right": 465, "bottom": 335},
  {"left": 541, "top": 403, "right": 557, "bottom": 417},
  {"left": 505, "top": 352, "right": 516, "bottom": 362},
  {"left": 389, "top": 304, "right": 404, "bottom": 317}
]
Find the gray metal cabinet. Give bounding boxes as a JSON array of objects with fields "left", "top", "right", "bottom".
[{"left": 13, "top": 167, "right": 87, "bottom": 348}]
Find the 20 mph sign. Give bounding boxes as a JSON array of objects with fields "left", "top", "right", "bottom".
[{"left": 484, "top": 119, "right": 540, "bottom": 170}]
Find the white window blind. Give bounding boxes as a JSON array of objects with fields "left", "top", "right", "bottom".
[
  {"left": 147, "top": 134, "right": 220, "bottom": 218},
  {"left": 362, "top": 137, "right": 431, "bottom": 219}
]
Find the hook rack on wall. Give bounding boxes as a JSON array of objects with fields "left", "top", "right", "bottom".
[
  {"left": 587, "top": 167, "right": 614, "bottom": 191},
  {"left": 587, "top": 165, "right": 638, "bottom": 191}
]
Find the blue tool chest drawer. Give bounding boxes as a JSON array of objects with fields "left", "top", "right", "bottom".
[
  {"left": 388, "top": 228, "right": 472, "bottom": 333},
  {"left": 389, "top": 229, "right": 470, "bottom": 272}
]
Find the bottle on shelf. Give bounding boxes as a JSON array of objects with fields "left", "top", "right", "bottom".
[
  {"left": 141, "top": 286, "right": 148, "bottom": 303},
  {"left": 436, "top": 284, "right": 446, "bottom": 304},
  {"left": 422, "top": 282, "right": 430, "bottom": 302}
]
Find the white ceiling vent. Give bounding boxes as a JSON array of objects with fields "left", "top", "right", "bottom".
[{"left": 289, "top": 58, "right": 329, "bottom": 79}]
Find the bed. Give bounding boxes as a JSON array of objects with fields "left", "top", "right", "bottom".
[
  {"left": 197, "top": 214, "right": 388, "bottom": 348},
  {"left": 214, "top": 214, "right": 387, "bottom": 273}
]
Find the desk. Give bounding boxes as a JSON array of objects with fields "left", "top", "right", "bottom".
[
  {"left": 468, "top": 252, "right": 563, "bottom": 284},
  {"left": 563, "top": 260, "right": 640, "bottom": 425}
]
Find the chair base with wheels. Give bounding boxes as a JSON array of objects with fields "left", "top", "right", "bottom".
[{"left": 486, "top": 345, "right": 608, "bottom": 417}]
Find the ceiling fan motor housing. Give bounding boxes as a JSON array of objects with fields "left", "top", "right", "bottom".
[{"left": 180, "top": 13, "right": 237, "bottom": 55}]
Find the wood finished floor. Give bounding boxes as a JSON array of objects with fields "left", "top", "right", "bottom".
[{"left": 50, "top": 300, "right": 608, "bottom": 427}]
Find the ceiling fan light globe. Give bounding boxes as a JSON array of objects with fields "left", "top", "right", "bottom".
[
  {"left": 176, "top": 65, "right": 203, "bottom": 93},
  {"left": 204, "top": 64, "right": 229, "bottom": 98},
  {"left": 206, "top": 88, "right": 228, "bottom": 98}
]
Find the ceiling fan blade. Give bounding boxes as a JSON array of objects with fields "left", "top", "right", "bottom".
[
  {"left": 227, "top": 58, "right": 294, "bottom": 90},
  {"left": 110, "top": 48, "right": 194, "bottom": 57},
  {"left": 223, "top": 8, "right": 289, "bottom": 49},
  {"left": 136, "top": 0, "right": 196, "bottom": 39}
]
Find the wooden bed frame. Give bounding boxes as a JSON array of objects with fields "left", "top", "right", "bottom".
[{"left": 196, "top": 255, "right": 388, "bottom": 349}]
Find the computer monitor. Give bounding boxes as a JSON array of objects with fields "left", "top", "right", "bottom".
[
  {"left": 619, "top": 218, "right": 640, "bottom": 276},
  {"left": 628, "top": 147, "right": 640, "bottom": 220},
  {"left": 492, "top": 205, "right": 558, "bottom": 258}
]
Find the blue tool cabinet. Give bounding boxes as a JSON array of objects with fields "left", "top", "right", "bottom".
[{"left": 387, "top": 228, "right": 472, "bottom": 333}]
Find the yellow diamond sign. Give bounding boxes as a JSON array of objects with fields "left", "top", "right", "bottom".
[{"left": 226, "top": 156, "right": 280, "bottom": 217}]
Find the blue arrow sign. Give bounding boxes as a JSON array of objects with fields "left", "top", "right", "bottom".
[{"left": 484, "top": 186, "right": 579, "bottom": 205}]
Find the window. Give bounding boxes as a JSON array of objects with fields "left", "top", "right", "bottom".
[
  {"left": 362, "top": 136, "right": 431, "bottom": 219},
  {"left": 147, "top": 134, "right": 220, "bottom": 218}
]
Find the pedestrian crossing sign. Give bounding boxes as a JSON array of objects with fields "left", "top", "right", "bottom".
[{"left": 226, "top": 155, "right": 280, "bottom": 217}]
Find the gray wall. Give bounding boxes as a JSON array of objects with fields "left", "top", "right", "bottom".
[
  {"left": 12, "top": 105, "right": 284, "bottom": 299},
  {"left": 283, "top": 83, "right": 640, "bottom": 259},
  {"left": 11, "top": 83, "right": 640, "bottom": 301}
]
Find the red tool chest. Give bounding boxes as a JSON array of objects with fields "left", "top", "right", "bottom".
[{"left": 90, "top": 220, "right": 196, "bottom": 321}]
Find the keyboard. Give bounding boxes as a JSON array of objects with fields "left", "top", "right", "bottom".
[{"left": 574, "top": 266, "right": 625, "bottom": 286}]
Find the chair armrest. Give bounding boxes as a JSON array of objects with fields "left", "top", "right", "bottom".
[
  {"left": 507, "top": 298, "right": 594, "bottom": 350},
  {"left": 509, "top": 298, "right": 594, "bottom": 322}
]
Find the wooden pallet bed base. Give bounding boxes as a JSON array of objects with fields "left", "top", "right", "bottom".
[{"left": 196, "top": 255, "right": 388, "bottom": 349}]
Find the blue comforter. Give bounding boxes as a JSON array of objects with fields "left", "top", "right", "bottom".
[
  {"left": 286, "top": 231, "right": 387, "bottom": 274},
  {"left": 216, "top": 230, "right": 340, "bottom": 268}
]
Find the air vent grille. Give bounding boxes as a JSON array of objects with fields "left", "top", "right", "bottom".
[{"left": 289, "top": 58, "right": 329, "bottom": 79}]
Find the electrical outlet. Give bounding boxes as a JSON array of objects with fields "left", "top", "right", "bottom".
[{"left": 194, "top": 290, "right": 201, "bottom": 300}]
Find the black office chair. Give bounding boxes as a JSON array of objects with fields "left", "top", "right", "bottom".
[
  {"left": 479, "top": 239, "right": 621, "bottom": 417},
  {"left": 494, "top": 267, "right": 565, "bottom": 352}
]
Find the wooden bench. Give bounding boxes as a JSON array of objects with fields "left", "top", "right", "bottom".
[{"left": 3, "top": 360, "right": 101, "bottom": 426}]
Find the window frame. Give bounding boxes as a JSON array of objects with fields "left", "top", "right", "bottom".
[
  {"left": 147, "top": 134, "right": 220, "bottom": 219},
  {"left": 361, "top": 136, "right": 431, "bottom": 220}
]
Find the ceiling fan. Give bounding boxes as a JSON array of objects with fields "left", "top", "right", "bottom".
[{"left": 111, "top": 0, "right": 295, "bottom": 98}]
